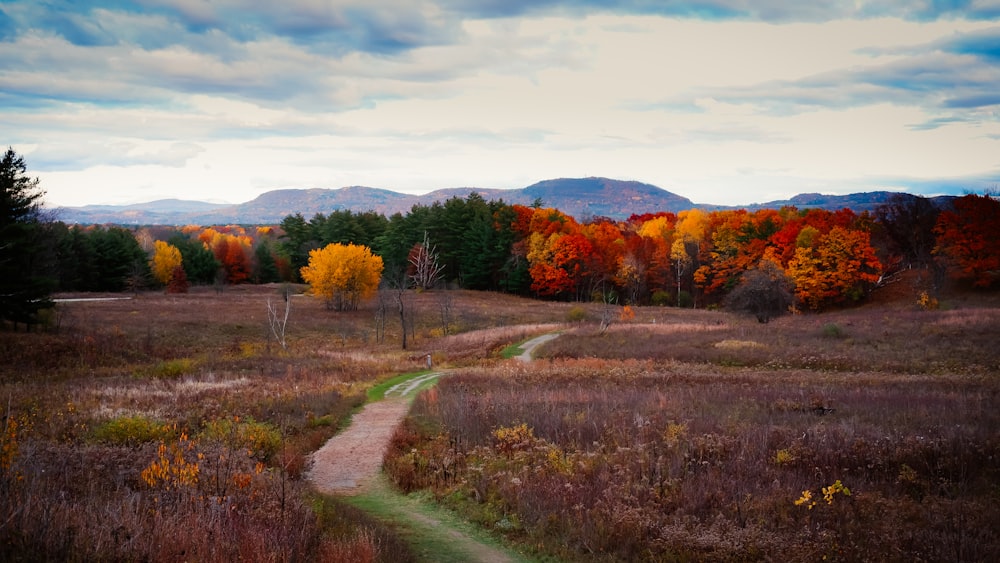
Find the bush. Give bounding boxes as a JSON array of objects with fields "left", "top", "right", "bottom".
[
  {"left": 91, "top": 415, "right": 177, "bottom": 446},
  {"left": 651, "top": 290, "right": 673, "bottom": 307},
  {"left": 821, "top": 323, "right": 845, "bottom": 338},
  {"left": 146, "top": 358, "right": 195, "bottom": 379},
  {"left": 677, "top": 290, "right": 693, "bottom": 308},
  {"left": 566, "top": 306, "right": 588, "bottom": 323},
  {"left": 200, "top": 416, "right": 282, "bottom": 460}
]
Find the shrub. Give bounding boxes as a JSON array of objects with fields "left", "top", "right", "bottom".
[
  {"left": 91, "top": 415, "right": 177, "bottom": 446},
  {"left": 650, "top": 290, "right": 672, "bottom": 306},
  {"left": 146, "top": 358, "right": 195, "bottom": 379},
  {"left": 677, "top": 290, "right": 693, "bottom": 308},
  {"left": 200, "top": 416, "right": 282, "bottom": 460},
  {"left": 566, "top": 306, "right": 588, "bottom": 323},
  {"left": 821, "top": 323, "right": 845, "bottom": 338}
]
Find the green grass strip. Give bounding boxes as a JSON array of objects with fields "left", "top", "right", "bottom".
[
  {"left": 366, "top": 370, "right": 432, "bottom": 402},
  {"left": 499, "top": 342, "right": 526, "bottom": 359},
  {"left": 345, "top": 476, "right": 534, "bottom": 563}
]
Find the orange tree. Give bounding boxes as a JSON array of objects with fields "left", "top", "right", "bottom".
[
  {"left": 787, "top": 226, "right": 882, "bottom": 310},
  {"left": 301, "top": 243, "right": 383, "bottom": 311},
  {"left": 934, "top": 194, "right": 1000, "bottom": 288}
]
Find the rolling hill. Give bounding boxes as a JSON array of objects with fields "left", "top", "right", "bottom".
[{"left": 52, "top": 177, "right": 947, "bottom": 225}]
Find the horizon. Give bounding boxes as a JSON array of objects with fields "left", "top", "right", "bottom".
[
  {"left": 46, "top": 176, "right": 941, "bottom": 211},
  {"left": 4, "top": 2, "right": 999, "bottom": 208},
  {"left": 43, "top": 176, "right": 960, "bottom": 217}
]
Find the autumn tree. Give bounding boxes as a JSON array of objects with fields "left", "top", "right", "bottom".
[
  {"left": 671, "top": 209, "right": 708, "bottom": 307},
  {"left": 150, "top": 240, "right": 183, "bottom": 286},
  {"left": 301, "top": 243, "right": 384, "bottom": 311},
  {"left": 213, "top": 235, "right": 251, "bottom": 284},
  {"left": 787, "top": 226, "right": 882, "bottom": 310},
  {"left": 166, "top": 265, "right": 189, "bottom": 294},
  {"left": 933, "top": 194, "right": 1000, "bottom": 288}
]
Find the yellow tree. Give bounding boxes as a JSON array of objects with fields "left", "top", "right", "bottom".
[
  {"left": 150, "top": 240, "right": 183, "bottom": 286},
  {"left": 670, "top": 209, "right": 708, "bottom": 306},
  {"left": 301, "top": 243, "right": 383, "bottom": 311}
]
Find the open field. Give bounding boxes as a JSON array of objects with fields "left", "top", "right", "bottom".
[
  {"left": 2, "top": 283, "right": 999, "bottom": 561},
  {"left": 0, "top": 286, "right": 571, "bottom": 561},
  {"left": 384, "top": 296, "right": 1000, "bottom": 561}
]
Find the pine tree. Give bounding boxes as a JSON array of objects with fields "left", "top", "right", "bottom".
[{"left": 0, "top": 147, "right": 55, "bottom": 329}]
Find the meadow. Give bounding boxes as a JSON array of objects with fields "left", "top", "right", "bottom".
[
  {"left": 2, "top": 283, "right": 998, "bottom": 561},
  {"left": 0, "top": 286, "right": 567, "bottom": 561},
  {"left": 385, "top": 296, "right": 1000, "bottom": 561}
]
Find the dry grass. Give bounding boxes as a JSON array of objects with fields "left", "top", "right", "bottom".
[
  {"left": 4, "top": 284, "right": 999, "bottom": 561},
  {"left": 0, "top": 286, "right": 585, "bottom": 561},
  {"left": 384, "top": 299, "right": 1000, "bottom": 562}
]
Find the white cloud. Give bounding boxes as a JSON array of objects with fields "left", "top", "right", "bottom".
[{"left": 3, "top": 5, "right": 998, "bottom": 209}]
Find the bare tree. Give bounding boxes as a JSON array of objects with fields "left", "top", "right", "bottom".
[
  {"left": 437, "top": 290, "right": 454, "bottom": 336},
  {"left": 408, "top": 231, "right": 444, "bottom": 291},
  {"left": 383, "top": 267, "right": 413, "bottom": 350},
  {"left": 266, "top": 285, "right": 292, "bottom": 350},
  {"left": 599, "top": 287, "right": 618, "bottom": 335},
  {"left": 374, "top": 290, "right": 387, "bottom": 344},
  {"left": 726, "top": 259, "right": 794, "bottom": 323}
]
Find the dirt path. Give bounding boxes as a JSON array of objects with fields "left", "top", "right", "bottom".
[
  {"left": 307, "top": 398, "right": 414, "bottom": 494},
  {"left": 515, "top": 332, "right": 561, "bottom": 362},
  {"left": 308, "top": 334, "right": 560, "bottom": 561}
]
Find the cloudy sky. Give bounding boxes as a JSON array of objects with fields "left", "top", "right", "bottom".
[{"left": 3, "top": 1, "right": 999, "bottom": 208}]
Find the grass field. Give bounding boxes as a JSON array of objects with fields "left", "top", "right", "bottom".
[{"left": 2, "top": 283, "right": 998, "bottom": 561}]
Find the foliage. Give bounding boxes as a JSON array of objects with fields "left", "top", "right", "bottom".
[
  {"left": 787, "top": 226, "right": 881, "bottom": 310},
  {"left": 91, "top": 416, "right": 178, "bottom": 446},
  {"left": 934, "top": 193, "right": 1000, "bottom": 288},
  {"left": 0, "top": 147, "right": 54, "bottom": 327},
  {"left": 726, "top": 256, "right": 794, "bottom": 323},
  {"left": 52, "top": 225, "right": 149, "bottom": 292},
  {"left": 166, "top": 265, "right": 189, "bottom": 293},
  {"left": 301, "top": 243, "right": 384, "bottom": 311},
  {"left": 150, "top": 240, "right": 183, "bottom": 286},
  {"left": 168, "top": 233, "right": 219, "bottom": 284},
  {"left": 199, "top": 416, "right": 282, "bottom": 461}
]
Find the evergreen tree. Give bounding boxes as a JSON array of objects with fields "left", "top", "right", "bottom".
[
  {"left": 168, "top": 234, "right": 219, "bottom": 284},
  {"left": 0, "top": 148, "right": 55, "bottom": 328},
  {"left": 253, "top": 240, "right": 281, "bottom": 284}
]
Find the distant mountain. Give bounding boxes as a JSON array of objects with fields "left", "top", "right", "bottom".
[
  {"left": 744, "top": 191, "right": 956, "bottom": 213},
  {"left": 54, "top": 199, "right": 229, "bottom": 225},
  {"left": 51, "top": 178, "right": 950, "bottom": 225}
]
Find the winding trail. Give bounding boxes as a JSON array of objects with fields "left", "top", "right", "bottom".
[
  {"left": 307, "top": 372, "right": 444, "bottom": 494},
  {"left": 307, "top": 333, "right": 559, "bottom": 561},
  {"left": 514, "top": 332, "right": 560, "bottom": 362}
]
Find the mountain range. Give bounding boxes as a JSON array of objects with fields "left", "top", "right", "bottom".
[{"left": 52, "top": 177, "right": 951, "bottom": 225}]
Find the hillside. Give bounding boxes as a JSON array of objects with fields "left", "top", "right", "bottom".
[{"left": 52, "top": 177, "right": 948, "bottom": 225}]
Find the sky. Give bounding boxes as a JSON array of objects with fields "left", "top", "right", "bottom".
[{"left": 2, "top": 1, "right": 1000, "bottom": 209}]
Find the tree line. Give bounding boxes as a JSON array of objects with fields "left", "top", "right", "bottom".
[{"left": 2, "top": 146, "right": 998, "bottom": 328}]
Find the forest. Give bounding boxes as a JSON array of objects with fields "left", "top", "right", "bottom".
[{"left": 38, "top": 190, "right": 1000, "bottom": 316}]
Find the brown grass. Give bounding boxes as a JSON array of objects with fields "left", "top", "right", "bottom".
[
  {"left": 4, "top": 285, "right": 1000, "bottom": 561},
  {"left": 0, "top": 286, "right": 585, "bottom": 561},
  {"left": 384, "top": 301, "right": 1000, "bottom": 561}
]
